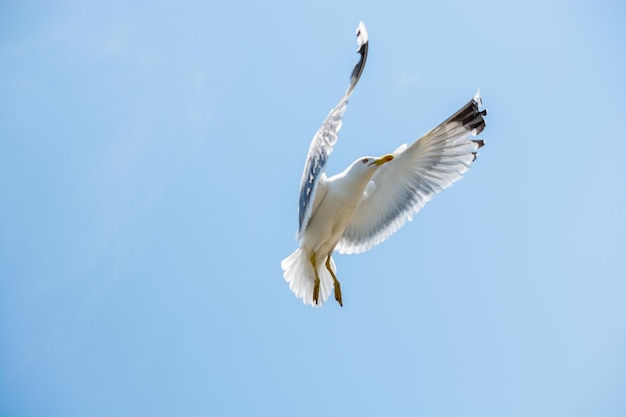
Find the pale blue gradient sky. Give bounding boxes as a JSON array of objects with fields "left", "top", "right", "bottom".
[{"left": 1, "top": 1, "right": 625, "bottom": 416}]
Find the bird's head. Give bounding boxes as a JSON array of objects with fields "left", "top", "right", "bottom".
[
  {"left": 332, "top": 153, "right": 395, "bottom": 197},
  {"left": 367, "top": 154, "right": 394, "bottom": 167},
  {"left": 346, "top": 154, "right": 395, "bottom": 177}
]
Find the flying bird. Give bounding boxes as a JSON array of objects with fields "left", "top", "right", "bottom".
[{"left": 281, "top": 22, "right": 487, "bottom": 307}]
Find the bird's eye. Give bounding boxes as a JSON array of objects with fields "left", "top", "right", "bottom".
[{"left": 361, "top": 158, "right": 368, "bottom": 164}]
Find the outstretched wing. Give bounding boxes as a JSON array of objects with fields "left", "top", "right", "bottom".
[
  {"left": 336, "top": 91, "right": 487, "bottom": 254},
  {"left": 296, "top": 22, "right": 369, "bottom": 240}
]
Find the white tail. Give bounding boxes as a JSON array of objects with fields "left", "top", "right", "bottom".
[{"left": 281, "top": 247, "right": 336, "bottom": 307}]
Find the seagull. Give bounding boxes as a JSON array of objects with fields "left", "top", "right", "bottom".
[{"left": 281, "top": 22, "right": 487, "bottom": 307}]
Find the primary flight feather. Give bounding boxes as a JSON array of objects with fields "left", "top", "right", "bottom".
[{"left": 281, "top": 22, "right": 487, "bottom": 307}]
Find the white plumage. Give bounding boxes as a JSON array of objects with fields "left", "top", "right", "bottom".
[{"left": 282, "top": 22, "right": 487, "bottom": 307}]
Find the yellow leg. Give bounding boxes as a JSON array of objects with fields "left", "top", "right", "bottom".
[
  {"left": 310, "top": 253, "right": 321, "bottom": 305},
  {"left": 326, "top": 257, "right": 342, "bottom": 307}
]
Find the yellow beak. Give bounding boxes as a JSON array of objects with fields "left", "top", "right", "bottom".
[{"left": 369, "top": 154, "right": 395, "bottom": 166}]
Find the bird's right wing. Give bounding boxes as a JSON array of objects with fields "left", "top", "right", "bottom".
[
  {"left": 336, "top": 92, "right": 487, "bottom": 254},
  {"left": 295, "top": 22, "right": 369, "bottom": 240}
]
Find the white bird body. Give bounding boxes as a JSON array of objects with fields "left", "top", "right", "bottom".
[
  {"left": 282, "top": 22, "right": 487, "bottom": 307},
  {"left": 302, "top": 157, "right": 390, "bottom": 257},
  {"left": 283, "top": 156, "right": 394, "bottom": 306}
]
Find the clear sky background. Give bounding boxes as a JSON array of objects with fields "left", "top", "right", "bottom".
[{"left": 1, "top": 1, "right": 625, "bottom": 416}]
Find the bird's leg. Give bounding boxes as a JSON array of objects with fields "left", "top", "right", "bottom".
[
  {"left": 325, "top": 256, "right": 342, "bottom": 307},
  {"left": 310, "top": 253, "right": 321, "bottom": 305}
]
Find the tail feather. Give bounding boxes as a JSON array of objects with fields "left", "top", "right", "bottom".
[{"left": 281, "top": 247, "right": 335, "bottom": 307}]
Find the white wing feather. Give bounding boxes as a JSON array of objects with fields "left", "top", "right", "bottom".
[
  {"left": 336, "top": 91, "right": 487, "bottom": 254},
  {"left": 296, "top": 22, "right": 369, "bottom": 240}
]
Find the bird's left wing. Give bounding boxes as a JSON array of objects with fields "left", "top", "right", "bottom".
[
  {"left": 296, "top": 22, "right": 369, "bottom": 240},
  {"left": 336, "top": 92, "right": 487, "bottom": 254}
]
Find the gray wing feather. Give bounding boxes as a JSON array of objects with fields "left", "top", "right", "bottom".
[
  {"left": 296, "top": 23, "right": 369, "bottom": 239},
  {"left": 336, "top": 92, "right": 487, "bottom": 254}
]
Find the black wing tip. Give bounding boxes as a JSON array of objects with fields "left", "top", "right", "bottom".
[
  {"left": 349, "top": 23, "right": 369, "bottom": 91},
  {"left": 356, "top": 22, "right": 369, "bottom": 52},
  {"left": 349, "top": 42, "right": 368, "bottom": 84},
  {"left": 447, "top": 91, "right": 488, "bottom": 137}
]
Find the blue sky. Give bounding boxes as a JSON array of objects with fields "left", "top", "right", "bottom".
[{"left": 1, "top": 1, "right": 625, "bottom": 416}]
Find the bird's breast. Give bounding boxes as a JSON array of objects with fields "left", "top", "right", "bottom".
[{"left": 301, "top": 182, "right": 365, "bottom": 254}]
